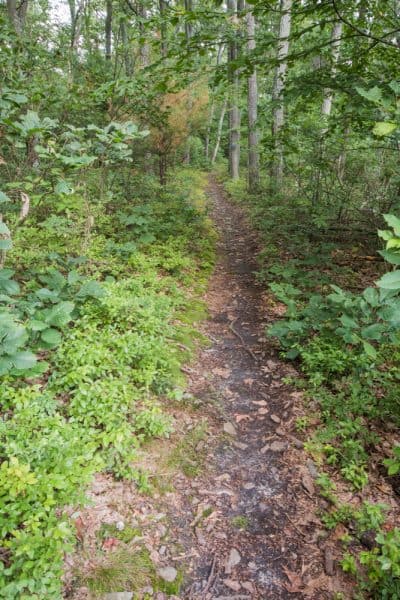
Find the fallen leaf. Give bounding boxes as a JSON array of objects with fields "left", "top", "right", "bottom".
[
  {"left": 252, "top": 400, "right": 267, "bottom": 406},
  {"left": 223, "top": 579, "right": 241, "bottom": 592},
  {"left": 74, "top": 516, "right": 85, "bottom": 542},
  {"left": 102, "top": 537, "right": 119, "bottom": 550},
  {"left": 283, "top": 566, "right": 303, "bottom": 593},
  {"left": 301, "top": 473, "right": 315, "bottom": 495},
  {"left": 213, "top": 367, "right": 231, "bottom": 379},
  {"left": 235, "top": 414, "right": 252, "bottom": 423}
]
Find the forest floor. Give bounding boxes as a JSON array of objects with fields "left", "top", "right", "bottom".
[{"left": 67, "top": 178, "right": 351, "bottom": 599}]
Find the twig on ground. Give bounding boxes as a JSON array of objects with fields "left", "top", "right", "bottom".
[
  {"left": 229, "top": 319, "right": 259, "bottom": 362},
  {"left": 202, "top": 555, "right": 218, "bottom": 595}
]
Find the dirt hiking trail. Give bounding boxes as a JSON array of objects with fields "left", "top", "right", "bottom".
[{"left": 175, "top": 179, "right": 341, "bottom": 599}]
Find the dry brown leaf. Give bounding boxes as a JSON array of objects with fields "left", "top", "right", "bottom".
[
  {"left": 235, "top": 414, "right": 252, "bottom": 423},
  {"left": 212, "top": 367, "right": 231, "bottom": 379},
  {"left": 102, "top": 537, "right": 119, "bottom": 551},
  {"left": 282, "top": 566, "right": 303, "bottom": 593}
]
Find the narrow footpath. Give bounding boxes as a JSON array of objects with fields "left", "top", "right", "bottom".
[{"left": 173, "top": 179, "right": 340, "bottom": 599}]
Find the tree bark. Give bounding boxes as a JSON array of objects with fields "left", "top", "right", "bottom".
[
  {"left": 211, "top": 97, "right": 227, "bottom": 164},
  {"left": 321, "top": 21, "right": 343, "bottom": 119},
  {"left": 246, "top": 4, "right": 259, "bottom": 190},
  {"left": 105, "top": 0, "right": 113, "bottom": 61},
  {"left": 271, "top": 0, "right": 292, "bottom": 186},
  {"left": 227, "top": 0, "right": 241, "bottom": 180},
  {"left": 205, "top": 101, "right": 215, "bottom": 161},
  {"left": 139, "top": 3, "right": 150, "bottom": 67},
  {"left": 6, "top": 0, "right": 28, "bottom": 34},
  {"left": 159, "top": 0, "right": 167, "bottom": 58},
  {"left": 185, "top": 0, "right": 193, "bottom": 42}
]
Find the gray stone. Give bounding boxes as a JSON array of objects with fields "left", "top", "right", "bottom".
[
  {"left": 270, "top": 441, "right": 287, "bottom": 452},
  {"left": 307, "top": 459, "right": 319, "bottom": 478},
  {"left": 103, "top": 594, "right": 133, "bottom": 600},
  {"left": 223, "top": 422, "right": 237, "bottom": 436},
  {"left": 225, "top": 548, "right": 241, "bottom": 574},
  {"left": 157, "top": 566, "right": 178, "bottom": 583}
]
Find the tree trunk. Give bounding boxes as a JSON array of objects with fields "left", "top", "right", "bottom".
[
  {"left": 159, "top": 154, "right": 167, "bottom": 185},
  {"left": 313, "top": 21, "right": 343, "bottom": 206},
  {"left": 246, "top": 4, "right": 259, "bottom": 190},
  {"left": 6, "top": 0, "right": 28, "bottom": 34},
  {"left": 120, "top": 20, "right": 132, "bottom": 75},
  {"left": 205, "top": 101, "right": 215, "bottom": 161},
  {"left": 321, "top": 22, "right": 343, "bottom": 119},
  {"left": 105, "top": 0, "right": 113, "bottom": 61},
  {"left": 185, "top": 0, "right": 193, "bottom": 42},
  {"left": 227, "top": 0, "right": 241, "bottom": 180},
  {"left": 159, "top": 0, "right": 167, "bottom": 58},
  {"left": 211, "top": 97, "right": 227, "bottom": 164},
  {"left": 139, "top": 3, "right": 150, "bottom": 67},
  {"left": 271, "top": 0, "right": 292, "bottom": 187}
]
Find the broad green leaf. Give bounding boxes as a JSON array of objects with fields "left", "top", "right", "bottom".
[
  {"left": 379, "top": 250, "right": 400, "bottom": 265},
  {"left": 355, "top": 86, "right": 382, "bottom": 104},
  {"left": 0, "top": 191, "right": 10, "bottom": 203},
  {"left": 373, "top": 122, "right": 397, "bottom": 136},
  {"left": 55, "top": 180, "right": 73, "bottom": 195},
  {"left": 362, "top": 287, "right": 379, "bottom": 307},
  {"left": 29, "top": 320, "right": 48, "bottom": 332},
  {"left": 383, "top": 214, "right": 400, "bottom": 235},
  {"left": 362, "top": 341, "right": 377, "bottom": 359},
  {"left": 67, "top": 270, "right": 81, "bottom": 285},
  {"left": 361, "top": 323, "right": 386, "bottom": 340},
  {"left": 41, "top": 328, "right": 62, "bottom": 346},
  {"left": 12, "top": 351, "right": 37, "bottom": 370},
  {"left": 378, "top": 229, "right": 393, "bottom": 241},
  {"left": 387, "top": 238, "right": 400, "bottom": 250},
  {"left": 0, "top": 222, "right": 10, "bottom": 235},
  {"left": 0, "top": 278, "right": 19, "bottom": 295},
  {"left": 45, "top": 301, "right": 75, "bottom": 327},
  {"left": 340, "top": 314, "right": 358, "bottom": 329},
  {"left": 76, "top": 281, "right": 105, "bottom": 299},
  {"left": 0, "top": 239, "right": 12, "bottom": 250},
  {"left": 376, "top": 270, "right": 400, "bottom": 290},
  {"left": 36, "top": 288, "right": 60, "bottom": 301},
  {"left": 0, "top": 357, "right": 13, "bottom": 374},
  {"left": 17, "top": 110, "right": 42, "bottom": 136}
]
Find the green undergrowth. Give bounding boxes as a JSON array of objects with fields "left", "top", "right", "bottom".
[
  {"left": 0, "top": 168, "right": 215, "bottom": 599},
  {"left": 220, "top": 171, "right": 400, "bottom": 599}
]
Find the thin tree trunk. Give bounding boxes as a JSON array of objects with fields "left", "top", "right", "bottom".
[
  {"left": 321, "top": 22, "right": 343, "bottom": 119},
  {"left": 184, "top": 0, "right": 193, "bottom": 42},
  {"left": 228, "top": 0, "right": 241, "bottom": 180},
  {"left": 246, "top": 4, "right": 259, "bottom": 190},
  {"left": 205, "top": 101, "right": 215, "bottom": 161},
  {"left": 120, "top": 20, "right": 132, "bottom": 75},
  {"left": 211, "top": 97, "right": 227, "bottom": 164},
  {"left": 206, "top": 44, "right": 225, "bottom": 161},
  {"left": 159, "top": 155, "right": 167, "bottom": 185},
  {"left": 139, "top": 3, "right": 150, "bottom": 67},
  {"left": 313, "top": 21, "right": 343, "bottom": 206},
  {"left": 159, "top": 0, "right": 167, "bottom": 58},
  {"left": 271, "top": 0, "right": 292, "bottom": 187},
  {"left": 105, "top": 0, "right": 113, "bottom": 61}
]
